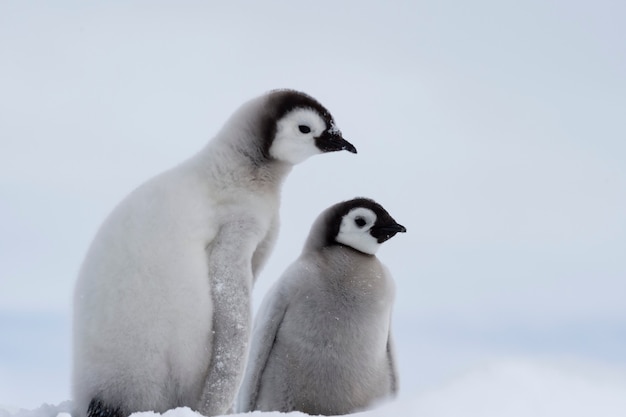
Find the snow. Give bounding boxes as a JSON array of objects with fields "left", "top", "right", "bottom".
[{"left": 3, "top": 358, "right": 626, "bottom": 417}]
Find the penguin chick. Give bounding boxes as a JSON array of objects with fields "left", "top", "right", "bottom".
[
  {"left": 237, "top": 198, "right": 406, "bottom": 416},
  {"left": 72, "top": 90, "right": 357, "bottom": 417}
]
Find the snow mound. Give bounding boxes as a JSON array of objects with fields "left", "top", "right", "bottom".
[
  {"left": 408, "top": 359, "right": 626, "bottom": 417},
  {"left": 134, "top": 409, "right": 309, "bottom": 417},
  {"left": 3, "top": 359, "right": 626, "bottom": 417}
]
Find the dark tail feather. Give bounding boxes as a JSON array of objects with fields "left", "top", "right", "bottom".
[{"left": 87, "top": 398, "right": 124, "bottom": 417}]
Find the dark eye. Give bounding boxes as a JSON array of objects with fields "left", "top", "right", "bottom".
[
  {"left": 355, "top": 217, "right": 366, "bottom": 227},
  {"left": 298, "top": 125, "right": 311, "bottom": 134}
]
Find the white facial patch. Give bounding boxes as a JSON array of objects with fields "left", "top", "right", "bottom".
[
  {"left": 335, "top": 207, "right": 381, "bottom": 255},
  {"left": 269, "top": 108, "right": 327, "bottom": 164}
]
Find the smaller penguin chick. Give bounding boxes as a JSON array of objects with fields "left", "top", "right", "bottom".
[{"left": 237, "top": 198, "right": 406, "bottom": 416}]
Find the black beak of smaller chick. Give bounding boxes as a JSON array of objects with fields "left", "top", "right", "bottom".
[
  {"left": 316, "top": 131, "right": 357, "bottom": 154},
  {"left": 371, "top": 223, "right": 407, "bottom": 244}
]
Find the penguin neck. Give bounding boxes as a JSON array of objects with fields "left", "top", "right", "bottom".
[
  {"left": 194, "top": 138, "right": 292, "bottom": 192},
  {"left": 328, "top": 244, "right": 377, "bottom": 262},
  {"left": 303, "top": 242, "right": 376, "bottom": 266},
  {"left": 313, "top": 246, "right": 383, "bottom": 288}
]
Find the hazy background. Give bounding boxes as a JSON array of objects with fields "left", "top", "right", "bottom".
[{"left": 1, "top": 0, "right": 625, "bottom": 410}]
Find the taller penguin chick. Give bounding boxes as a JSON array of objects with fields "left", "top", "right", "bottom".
[
  {"left": 72, "top": 90, "right": 356, "bottom": 417},
  {"left": 237, "top": 198, "right": 406, "bottom": 416}
]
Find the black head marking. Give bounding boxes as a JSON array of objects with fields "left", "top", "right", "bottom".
[
  {"left": 323, "top": 197, "right": 406, "bottom": 247},
  {"left": 259, "top": 89, "right": 338, "bottom": 158}
]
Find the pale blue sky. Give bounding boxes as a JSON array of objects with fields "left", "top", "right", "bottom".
[{"left": 1, "top": 0, "right": 625, "bottom": 409}]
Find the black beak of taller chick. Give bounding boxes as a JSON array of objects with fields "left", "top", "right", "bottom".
[
  {"left": 371, "top": 222, "right": 407, "bottom": 244},
  {"left": 316, "top": 130, "right": 357, "bottom": 154}
]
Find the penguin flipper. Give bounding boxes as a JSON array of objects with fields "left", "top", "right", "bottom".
[
  {"left": 198, "top": 221, "right": 260, "bottom": 416},
  {"left": 236, "top": 285, "right": 288, "bottom": 412},
  {"left": 386, "top": 330, "right": 399, "bottom": 395},
  {"left": 251, "top": 214, "right": 279, "bottom": 278}
]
